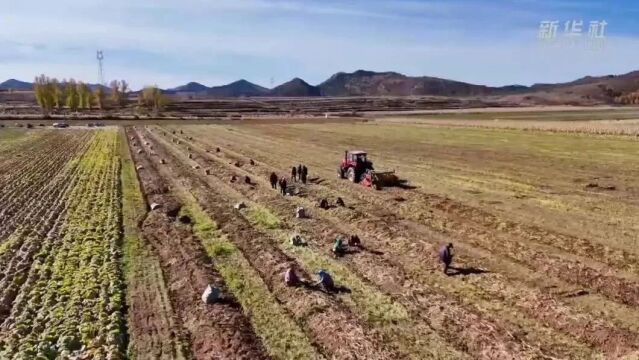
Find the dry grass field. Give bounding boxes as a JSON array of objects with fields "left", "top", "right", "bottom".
[{"left": 0, "top": 114, "right": 638, "bottom": 359}]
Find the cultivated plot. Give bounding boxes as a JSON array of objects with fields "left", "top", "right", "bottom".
[{"left": 0, "top": 121, "right": 637, "bottom": 359}]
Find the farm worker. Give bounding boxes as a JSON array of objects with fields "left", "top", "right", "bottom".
[
  {"left": 301, "top": 165, "right": 308, "bottom": 184},
  {"left": 314, "top": 270, "right": 335, "bottom": 292},
  {"left": 291, "top": 234, "right": 305, "bottom": 246},
  {"left": 297, "top": 164, "right": 303, "bottom": 179},
  {"left": 336, "top": 197, "right": 345, "bottom": 207},
  {"left": 318, "top": 198, "right": 329, "bottom": 209},
  {"left": 439, "top": 243, "right": 454, "bottom": 275},
  {"left": 269, "top": 172, "right": 278, "bottom": 189},
  {"left": 291, "top": 166, "right": 297, "bottom": 182},
  {"left": 348, "top": 235, "right": 361, "bottom": 248},
  {"left": 332, "top": 237, "right": 346, "bottom": 257},
  {"left": 284, "top": 266, "right": 301, "bottom": 287},
  {"left": 279, "top": 178, "right": 288, "bottom": 196}
]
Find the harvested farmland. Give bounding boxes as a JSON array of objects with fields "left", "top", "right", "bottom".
[{"left": 0, "top": 117, "right": 637, "bottom": 359}]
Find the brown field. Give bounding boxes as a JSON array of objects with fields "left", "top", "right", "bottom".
[
  {"left": 0, "top": 92, "right": 499, "bottom": 120},
  {"left": 0, "top": 115, "right": 638, "bottom": 359}
]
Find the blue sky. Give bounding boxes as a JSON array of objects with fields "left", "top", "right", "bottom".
[{"left": 2, "top": 0, "right": 638, "bottom": 89}]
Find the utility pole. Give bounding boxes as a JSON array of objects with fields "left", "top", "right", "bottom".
[{"left": 96, "top": 50, "right": 105, "bottom": 86}]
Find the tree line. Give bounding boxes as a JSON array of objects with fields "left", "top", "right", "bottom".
[
  {"left": 33, "top": 75, "right": 169, "bottom": 115},
  {"left": 615, "top": 91, "right": 639, "bottom": 105}
]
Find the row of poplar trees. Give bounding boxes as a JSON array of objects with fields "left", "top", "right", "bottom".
[
  {"left": 34, "top": 75, "right": 169, "bottom": 115},
  {"left": 33, "top": 75, "right": 129, "bottom": 114}
]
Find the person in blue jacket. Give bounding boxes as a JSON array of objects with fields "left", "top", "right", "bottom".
[
  {"left": 314, "top": 270, "right": 335, "bottom": 292},
  {"left": 439, "top": 243, "right": 454, "bottom": 275}
]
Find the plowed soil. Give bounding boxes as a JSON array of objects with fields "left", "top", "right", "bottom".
[
  {"left": 138, "top": 121, "right": 639, "bottom": 359},
  {"left": 128, "top": 128, "right": 270, "bottom": 360},
  {"left": 2, "top": 120, "right": 636, "bottom": 360}
]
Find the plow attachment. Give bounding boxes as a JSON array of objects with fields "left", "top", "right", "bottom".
[{"left": 361, "top": 170, "right": 398, "bottom": 189}]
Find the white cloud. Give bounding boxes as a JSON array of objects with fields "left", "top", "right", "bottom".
[{"left": 0, "top": 0, "right": 637, "bottom": 89}]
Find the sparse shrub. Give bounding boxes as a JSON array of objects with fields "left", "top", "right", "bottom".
[
  {"left": 139, "top": 86, "right": 170, "bottom": 115},
  {"left": 110, "top": 80, "right": 129, "bottom": 108}
]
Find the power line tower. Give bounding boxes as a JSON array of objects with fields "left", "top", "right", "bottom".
[{"left": 96, "top": 50, "right": 105, "bottom": 85}]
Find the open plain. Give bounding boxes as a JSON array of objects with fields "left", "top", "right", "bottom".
[{"left": 0, "top": 109, "right": 638, "bottom": 359}]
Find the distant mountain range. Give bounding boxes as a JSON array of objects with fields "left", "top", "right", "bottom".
[
  {"left": 3, "top": 70, "right": 639, "bottom": 103},
  {"left": 0, "top": 79, "right": 108, "bottom": 92},
  {"left": 166, "top": 79, "right": 269, "bottom": 97},
  {"left": 0, "top": 79, "right": 33, "bottom": 91}
]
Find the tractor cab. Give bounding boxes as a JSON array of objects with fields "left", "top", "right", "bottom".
[{"left": 345, "top": 151, "right": 368, "bottom": 167}]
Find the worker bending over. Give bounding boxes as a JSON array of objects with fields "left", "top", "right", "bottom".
[
  {"left": 332, "top": 237, "right": 347, "bottom": 257},
  {"left": 284, "top": 265, "right": 302, "bottom": 287},
  {"left": 314, "top": 270, "right": 335, "bottom": 292}
]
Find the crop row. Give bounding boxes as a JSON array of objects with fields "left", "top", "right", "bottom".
[
  {"left": 129, "top": 127, "right": 272, "bottom": 359},
  {"left": 0, "top": 130, "right": 48, "bottom": 171},
  {"left": 0, "top": 133, "right": 93, "bottom": 322},
  {"left": 0, "top": 130, "right": 126, "bottom": 359},
  {"left": 118, "top": 128, "right": 190, "bottom": 359},
  {"left": 0, "top": 132, "right": 92, "bottom": 241}
]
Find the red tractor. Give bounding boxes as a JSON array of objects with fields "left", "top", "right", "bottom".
[{"left": 338, "top": 150, "right": 398, "bottom": 190}]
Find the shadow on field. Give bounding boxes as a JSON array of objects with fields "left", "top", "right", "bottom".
[
  {"left": 361, "top": 246, "right": 384, "bottom": 256},
  {"left": 215, "top": 297, "right": 243, "bottom": 308},
  {"left": 396, "top": 179, "right": 417, "bottom": 190},
  {"left": 447, "top": 266, "right": 490, "bottom": 277},
  {"left": 301, "top": 282, "right": 352, "bottom": 295}
]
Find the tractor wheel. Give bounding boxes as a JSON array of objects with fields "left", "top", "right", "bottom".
[
  {"left": 347, "top": 167, "right": 356, "bottom": 182},
  {"left": 338, "top": 167, "right": 345, "bottom": 179}
]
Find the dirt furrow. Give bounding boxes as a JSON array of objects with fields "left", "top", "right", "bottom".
[
  {"left": 120, "top": 129, "right": 188, "bottom": 360},
  {"left": 129, "top": 128, "right": 271, "bottom": 360}
]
